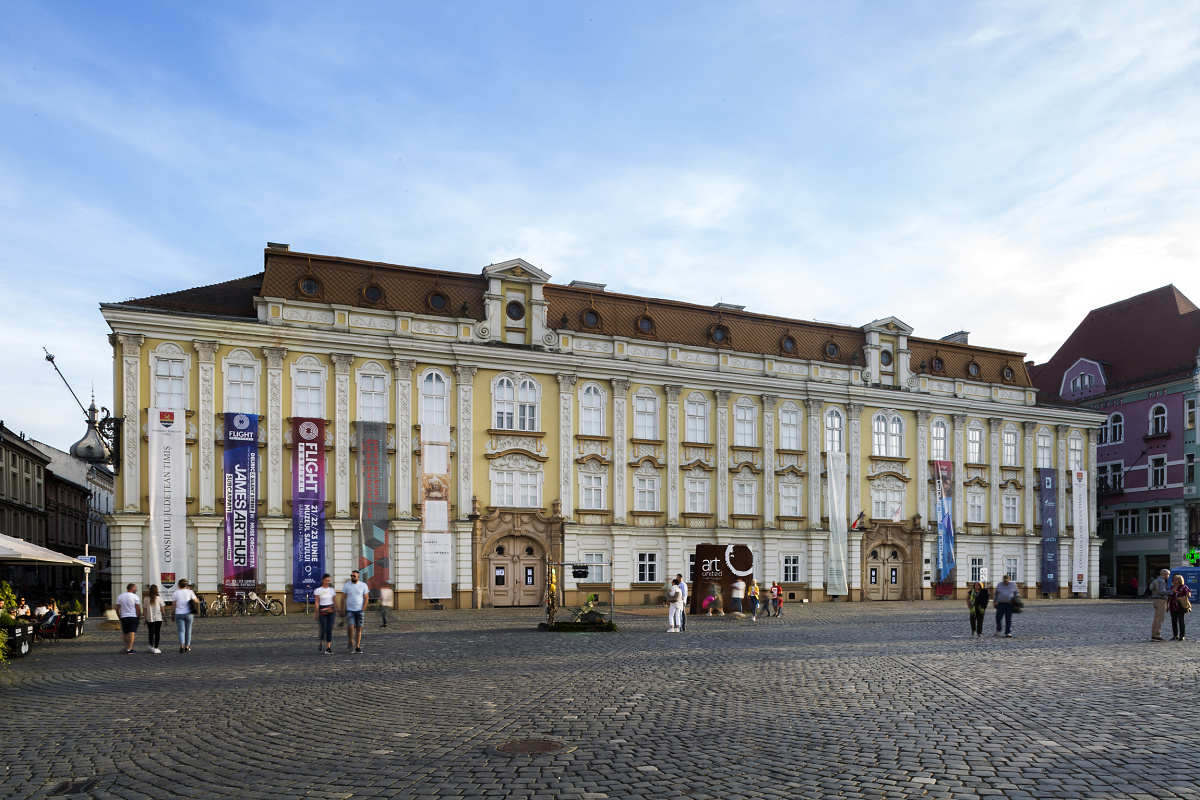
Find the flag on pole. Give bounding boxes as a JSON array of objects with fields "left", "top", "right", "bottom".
[
  {"left": 891, "top": 503, "right": 903, "bottom": 523},
  {"left": 850, "top": 511, "right": 866, "bottom": 530}
]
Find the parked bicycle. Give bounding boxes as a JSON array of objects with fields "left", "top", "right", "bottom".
[
  {"left": 198, "top": 592, "right": 283, "bottom": 617},
  {"left": 245, "top": 591, "right": 285, "bottom": 616}
]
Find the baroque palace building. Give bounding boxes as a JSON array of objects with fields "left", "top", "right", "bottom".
[{"left": 101, "top": 245, "right": 1104, "bottom": 608}]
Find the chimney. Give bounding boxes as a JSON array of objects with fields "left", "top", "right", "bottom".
[
  {"left": 714, "top": 302, "right": 746, "bottom": 311},
  {"left": 941, "top": 331, "right": 969, "bottom": 344},
  {"left": 266, "top": 242, "right": 290, "bottom": 251}
]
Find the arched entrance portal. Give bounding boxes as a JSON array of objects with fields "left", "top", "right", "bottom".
[
  {"left": 860, "top": 523, "right": 920, "bottom": 601},
  {"left": 474, "top": 504, "right": 563, "bottom": 608}
]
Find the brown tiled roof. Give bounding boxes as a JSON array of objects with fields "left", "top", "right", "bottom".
[
  {"left": 1030, "top": 285, "right": 1200, "bottom": 399},
  {"left": 115, "top": 274, "right": 263, "bottom": 318}
]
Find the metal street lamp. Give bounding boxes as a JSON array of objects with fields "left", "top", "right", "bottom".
[{"left": 44, "top": 348, "right": 124, "bottom": 474}]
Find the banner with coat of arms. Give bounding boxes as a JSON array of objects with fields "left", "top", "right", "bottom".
[
  {"left": 223, "top": 412, "right": 259, "bottom": 597},
  {"left": 1072, "top": 470, "right": 1089, "bottom": 594},
  {"left": 292, "top": 418, "right": 326, "bottom": 602},
  {"left": 148, "top": 408, "right": 186, "bottom": 597}
]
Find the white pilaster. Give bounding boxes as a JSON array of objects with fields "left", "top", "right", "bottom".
[
  {"left": 392, "top": 359, "right": 416, "bottom": 517},
  {"left": 262, "top": 347, "right": 287, "bottom": 517},
  {"left": 716, "top": 389, "right": 731, "bottom": 528},
  {"left": 611, "top": 379, "right": 630, "bottom": 525},
  {"left": 916, "top": 410, "right": 930, "bottom": 527},
  {"left": 847, "top": 403, "right": 863, "bottom": 522},
  {"left": 762, "top": 394, "right": 777, "bottom": 528},
  {"left": 557, "top": 373, "right": 577, "bottom": 517},
  {"left": 665, "top": 384, "right": 683, "bottom": 526},
  {"left": 1056, "top": 425, "right": 1070, "bottom": 537},
  {"left": 331, "top": 353, "right": 354, "bottom": 518},
  {"left": 988, "top": 418, "right": 1001, "bottom": 534},
  {"left": 952, "top": 414, "right": 966, "bottom": 534},
  {"left": 1023, "top": 421, "right": 1037, "bottom": 535},
  {"left": 454, "top": 364, "right": 478, "bottom": 519},
  {"left": 806, "top": 400, "right": 823, "bottom": 528},
  {"left": 194, "top": 339, "right": 219, "bottom": 515},
  {"left": 115, "top": 333, "right": 144, "bottom": 512}
]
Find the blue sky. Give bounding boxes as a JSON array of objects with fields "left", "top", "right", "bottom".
[{"left": 3, "top": 1, "right": 1199, "bottom": 450}]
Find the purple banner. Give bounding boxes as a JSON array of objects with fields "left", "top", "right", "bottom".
[
  {"left": 223, "top": 413, "right": 259, "bottom": 597},
  {"left": 292, "top": 418, "right": 326, "bottom": 602},
  {"left": 1039, "top": 467, "right": 1059, "bottom": 594}
]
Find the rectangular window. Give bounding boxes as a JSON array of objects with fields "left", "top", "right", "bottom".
[
  {"left": 968, "top": 427, "right": 983, "bottom": 463},
  {"left": 1003, "top": 495, "right": 1019, "bottom": 525},
  {"left": 1187, "top": 399, "right": 1197, "bottom": 431},
  {"left": 779, "top": 409, "right": 800, "bottom": 450},
  {"left": 825, "top": 411, "right": 843, "bottom": 453},
  {"left": 1187, "top": 454, "right": 1195, "bottom": 485},
  {"left": 685, "top": 401, "right": 708, "bottom": 443},
  {"left": 517, "top": 472, "right": 540, "bottom": 507},
  {"left": 155, "top": 358, "right": 186, "bottom": 409},
  {"left": 1147, "top": 506, "right": 1171, "bottom": 533},
  {"left": 634, "top": 396, "right": 657, "bottom": 439},
  {"left": 970, "top": 557, "right": 984, "bottom": 584},
  {"left": 1116, "top": 509, "right": 1139, "bottom": 535},
  {"left": 579, "top": 386, "right": 604, "bottom": 436},
  {"left": 294, "top": 369, "right": 324, "bottom": 418},
  {"left": 359, "top": 374, "right": 387, "bottom": 422},
  {"left": 1151, "top": 456, "right": 1167, "bottom": 488},
  {"left": 873, "top": 489, "right": 904, "bottom": 519},
  {"left": 637, "top": 552, "right": 657, "bottom": 584},
  {"left": 226, "top": 364, "right": 257, "bottom": 413},
  {"left": 734, "top": 481, "right": 757, "bottom": 515},
  {"left": 783, "top": 555, "right": 801, "bottom": 583},
  {"left": 734, "top": 405, "right": 756, "bottom": 447},
  {"left": 493, "top": 471, "right": 516, "bottom": 507},
  {"left": 1002, "top": 430, "right": 1019, "bottom": 467},
  {"left": 635, "top": 476, "right": 659, "bottom": 511},
  {"left": 580, "top": 473, "right": 605, "bottom": 510},
  {"left": 1068, "top": 437, "right": 1083, "bottom": 471},
  {"left": 967, "top": 493, "right": 985, "bottom": 524},
  {"left": 1036, "top": 432, "right": 1052, "bottom": 469},
  {"left": 583, "top": 552, "right": 606, "bottom": 584},
  {"left": 685, "top": 478, "right": 709, "bottom": 513},
  {"left": 1005, "top": 557, "right": 1019, "bottom": 583},
  {"left": 930, "top": 422, "right": 947, "bottom": 460},
  {"left": 778, "top": 482, "right": 801, "bottom": 517}
]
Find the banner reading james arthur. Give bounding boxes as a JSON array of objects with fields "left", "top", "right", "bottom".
[
  {"left": 357, "top": 421, "right": 390, "bottom": 592},
  {"left": 292, "top": 418, "right": 326, "bottom": 603},
  {"left": 148, "top": 408, "right": 186, "bottom": 596},
  {"left": 932, "top": 460, "right": 956, "bottom": 583},
  {"left": 223, "top": 413, "right": 259, "bottom": 597},
  {"left": 1039, "top": 467, "right": 1059, "bottom": 594}
]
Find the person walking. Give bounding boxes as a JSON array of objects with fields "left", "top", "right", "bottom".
[
  {"left": 171, "top": 579, "right": 198, "bottom": 653},
  {"left": 667, "top": 578, "right": 683, "bottom": 632},
  {"left": 731, "top": 578, "right": 746, "bottom": 619},
  {"left": 375, "top": 585, "right": 392, "bottom": 628},
  {"left": 704, "top": 582, "right": 724, "bottom": 616},
  {"left": 993, "top": 574, "right": 1019, "bottom": 638},
  {"left": 1149, "top": 568, "right": 1171, "bottom": 641},
  {"left": 1168, "top": 574, "right": 1191, "bottom": 641},
  {"left": 769, "top": 581, "right": 783, "bottom": 617},
  {"left": 747, "top": 579, "right": 761, "bottom": 622},
  {"left": 116, "top": 583, "right": 141, "bottom": 654},
  {"left": 967, "top": 581, "right": 989, "bottom": 637},
  {"left": 1130, "top": 576, "right": 1139, "bottom": 599},
  {"left": 143, "top": 584, "right": 165, "bottom": 654},
  {"left": 675, "top": 574, "right": 688, "bottom": 632},
  {"left": 314, "top": 574, "right": 336, "bottom": 654},
  {"left": 342, "top": 570, "right": 369, "bottom": 653}
]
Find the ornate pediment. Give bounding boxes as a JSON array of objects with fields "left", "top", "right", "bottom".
[
  {"left": 867, "top": 458, "right": 911, "bottom": 482},
  {"left": 485, "top": 431, "right": 549, "bottom": 461},
  {"left": 484, "top": 258, "right": 551, "bottom": 283}
]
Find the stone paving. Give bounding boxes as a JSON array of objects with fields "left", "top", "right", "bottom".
[{"left": 2, "top": 599, "right": 1196, "bottom": 800}]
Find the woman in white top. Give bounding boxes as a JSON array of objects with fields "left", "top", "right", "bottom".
[
  {"left": 313, "top": 573, "right": 336, "bottom": 655},
  {"left": 142, "top": 585, "right": 166, "bottom": 654},
  {"left": 171, "top": 578, "right": 199, "bottom": 653},
  {"left": 667, "top": 578, "right": 684, "bottom": 632}
]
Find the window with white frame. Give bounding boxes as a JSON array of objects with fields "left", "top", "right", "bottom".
[
  {"left": 155, "top": 357, "right": 186, "bottom": 409},
  {"left": 1071, "top": 377, "right": 1080, "bottom": 392},
  {"left": 685, "top": 477, "right": 709, "bottom": 513},
  {"left": 967, "top": 491, "right": 985, "bottom": 523},
  {"left": 518, "top": 379, "right": 538, "bottom": 430},
  {"left": 967, "top": 424, "right": 983, "bottom": 463},
  {"left": 1108, "top": 413, "right": 1124, "bottom": 443},
  {"left": 494, "top": 378, "right": 516, "bottom": 429},
  {"left": 734, "top": 401, "right": 757, "bottom": 447},
  {"left": 583, "top": 553, "right": 607, "bottom": 583},
  {"left": 635, "top": 475, "right": 659, "bottom": 511},
  {"left": 1002, "top": 493, "right": 1019, "bottom": 525},
  {"left": 225, "top": 363, "right": 257, "bottom": 413},
  {"left": 634, "top": 393, "right": 658, "bottom": 439},
  {"left": 871, "top": 412, "right": 903, "bottom": 457},
  {"left": 1147, "top": 506, "right": 1171, "bottom": 533},
  {"left": 779, "top": 407, "right": 801, "bottom": 450},
  {"left": 1116, "top": 509, "right": 1139, "bottom": 535},
  {"left": 779, "top": 482, "right": 801, "bottom": 516},
  {"left": 580, "top": 473, "right": 605, "bottom": 510},
  {"left": 420, "top": 370, "right": 449, "bottom": 426},
  {"left": 825, "top": 408, "right": 843, "bottom": 453},
  {"left": 637, "top": 552, "right": 658, "bottom": 583},
  {"left": 1036, "top": 430, "right": 1052, "bottom": 468},
  {"left": 970, "top": 557, "right": 984, "bottom": 583},
  {"left": 1068, "top": 435, "right": 1083, "bottom": 471},
  {"left": 1005, "top": 557, "right": 1020, "bottom": 582},
  {"left": 358, "top": 373, "right": 387, "bottom": 422},
  {"left": 493, "top": 471, "right": 516, "bottom": 506},
  {"left": 579, "top": 384, "right": 605, "bottom": 436},
  {"left": 1151, "top": 456, "right": 1167, "bottom": 488},
  {"left": 872, "top": 486, "right": 904, "bottom": 519},
  {"left": 931, "top": 420, "right": 948, "bottom": 460},
  {"left": 294, "top": 368, "right": 324, "bottom": 418},
  {"left": 1188, "top": 454, "right": 1196, "bottom": 485},
  {"left": 1187, "top": 399, "right": 1197, "bottom": 431},
  {"left": 734, "top": 480, "right": 757, "bottom": 515},
  {"left": 783, "top": 554, "right": 801, "bottom": 583},
  {"left": 492, "top": 469, "right": 541, "bottom": 508},
  {"left": 1151, "top": 404, "right": 1167, "bottom": 435},
  {"left": 1002, "top": 428, "right": 1019, "bottom": 467},
  {"left": 685, "top": 398, "right": 709, "bottom": 443}
]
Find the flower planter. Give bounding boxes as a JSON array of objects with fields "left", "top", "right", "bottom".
[
  {"left": 59, "top": 613, "right": 86, "bottom": 639},
  {"left": 3, "top": 623, "right": 34, "bottom": 658}
]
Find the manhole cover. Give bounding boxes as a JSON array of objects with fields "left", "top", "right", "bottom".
[
  {"left": 49, "top": 778, "right": 99, "bottom": 796},
  {"left": 495, "top": 739, "right": 566, "bottom": 755}
]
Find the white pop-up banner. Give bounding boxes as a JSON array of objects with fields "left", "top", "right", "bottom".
[
  {"left": 826, "top": 450, "right": 849, "bottom": 596},
  {"left": 420, "top": 424, "right": 453, "bottom": 599},
  {"left": 148, "top": 408, "right": 187, "bottom": 595},
  {"left": 1072, "top": 470, "right": 1089, "bottom": 594}
]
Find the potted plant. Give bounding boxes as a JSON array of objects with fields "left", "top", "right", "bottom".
[
  {"left": 1, "top": 610, "right": 33, "bottom": 659},
  {"left": 60, "top": 599, "right": 86, "bottom": 639}
]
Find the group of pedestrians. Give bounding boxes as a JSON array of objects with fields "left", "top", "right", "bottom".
[
  {"left": 966, "top": 574, "right": 1022, "bottom": 637},
  {"left": 1148, "top": 568, "right": 1192, "bottom": 641},
  {"left": 115, "top": 579, "right": 199, "bottom": 654},
  {"left": 669, "top": 577, "right": 786, "bottom": 631},
  {"left": 313, "top": 570, "right": 388, "bottom": 654}
]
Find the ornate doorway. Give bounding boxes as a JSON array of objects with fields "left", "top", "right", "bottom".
[
  {"left": 487, "top": 536, "right": 545, "bottom": 607},
  {"left": 865, "top": 546, "right": 905, "bottom": 600},
  {"left": 474, "top": 504, "right": 563, "bottom": 608},
  {"left": 860, "top": 523, "right": 919, "bottom": 601}
]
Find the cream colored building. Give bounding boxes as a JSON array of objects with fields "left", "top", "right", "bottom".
[{"left": 101, "top": 245, "right": 1105, "bottom": 607}]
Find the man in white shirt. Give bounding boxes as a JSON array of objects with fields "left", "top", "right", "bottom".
[
  {"left": 731, "top": 578, "right": 746, "bottom": 618},
  {"left": 675, "top": 573, "right": 688, "bottom": 632},
  {"left": 116, "top": 583, "right": 142, "bottom": 655},
  {"left": 342, "top": 571, "right": 370, "bottom": 653},
  {"left": 1149, "top": 568, "right": 1171, "bottom": 641}
]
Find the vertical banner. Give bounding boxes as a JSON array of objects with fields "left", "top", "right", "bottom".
[
  {"left": 357, "top": 421, "right": 390, "bottom": 592},
  {"left": 148, "top": 408, "right": 186, "bottom": 597},
  {"left": 825, "top": 450, "right": 848, "bottom": 596},
  {"left": 932, "top": 460, "right": 957, "bottom": 584},
  {"left": 1072, "top": 470, "right": 1089, "bottom": 593},
  {"left": 691, "top": 544, "right": 754, "bottom": 614},
  {"left": 223, "top": 413, "right": 259, "bottom": 597},
  {"left": 1039, "top": 467, "right": 1059, "bottom": 594},
  {"left": 420, "top": 424, "right": 453, "bottom": 599},
  {"left": 292, "top": 419, "right": 326, "bottom": 602}
]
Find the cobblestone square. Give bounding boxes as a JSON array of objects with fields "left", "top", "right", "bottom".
[{"left": 3, "top": 599, "right": 1194, "bottom": 800}]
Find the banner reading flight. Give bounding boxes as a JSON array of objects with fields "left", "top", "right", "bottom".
[
  {"left": 825, "top": 450, "right": 849, "bottom": 596},
  {"left": 1072, "top": 470, "right": 1089, "bottom": 594},
  {"left": 932, "top": 460, "right": 957, "bottom": 583},
  {"left": 357, "top": 421, "right": 390, "bottom": 592},
  {"left": 1039, "top": 467, "right": 1059, "bottom": 594},
  {"left": 420, "top": 424, "right": 453, "bottom": 599},
  {"left": 292, "top": 418, "right": 326, "bottom": 603},
  {"left": 223, "top": 413, "right": 259, "bottom": 597},
  {"left": 148, "top": 408, "right": 186, "bottom": 597}
]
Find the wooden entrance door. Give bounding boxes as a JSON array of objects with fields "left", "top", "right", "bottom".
[
  {"left": 486, "top": 536, "right": 544, "bottom": 607},
  {"left": 865, "top": 546, "right": 905, "bottom": 600}
]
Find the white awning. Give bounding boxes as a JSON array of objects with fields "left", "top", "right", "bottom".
[{"left": 0, "top": 533, "right": 88, "bottom": 566}]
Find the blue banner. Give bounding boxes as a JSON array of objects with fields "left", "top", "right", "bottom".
[
  {"left": 223, "top": 413, "right": 259, "bottom": 597},
  {"left": 292, "top": 418, "right": 326, "bottom": 602},
  {"left": 933, "top": 460, "right": 956, "bottom": 583},
  {"left": 1040, "top": 467, "right": 1059, "bottom": 594}
]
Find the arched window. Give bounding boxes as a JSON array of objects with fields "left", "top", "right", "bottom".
[
  {"left": 579, "top": 383, "right": 605, "bottom": 436},
  {"left": 517, "top": 379, "right": 538, "bottom": 431},
  {"left": 1109, "top": 413, "right": 1123, "bottom": 443},
  {"left": 494, "top": 377, "right": 516, "bottom": 429},
  {"left": 779, "top": 403, "right": 801, "bottom": 450},
  {"left": 634, "top": 389, "right": 658, "bottom": 439},
  {"left": 825, "top": 408, "right": 843, "bottom": 453},
  {"left": 685, "top": 393, "right": 709, "bottom": 443},
  {"left": 1068, "top": 433, "right": 1083, "bottom": 470},
  {"left": 1036, "top": 428, "right": 1052, "bottom": 469},
  {"left": 967, "top": 421, "right": 984, "bottom": 463},
  {"left": 1150, "top": 404, "right": 1167, "bottom": 435},
  {"left": 420, "top": 370, "right": 449, "bottom": 426},
  {"left": 931, "top": 419, "right": 948, "bottom": 461},
  {"left": 1002, "top": 425, "right": 1019, "bottom": 467}
]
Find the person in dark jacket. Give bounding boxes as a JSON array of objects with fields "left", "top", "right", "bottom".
[{"left": 968, "top": 582, "right": 989, "bottom": 636}]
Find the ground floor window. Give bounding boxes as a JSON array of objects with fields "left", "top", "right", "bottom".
[
  {"left": 583, "top": 552, "right": 607, "bottom": 583},
  {"left": 1005, "top": 557, "right": 1020, "bottom": 583},
  {"left": 970, "top": 557, "right": 984, "bottom": 583},
  {"left": 637, "top": 552, "right": 657, "bottom": 583},
  {"left": 783, "top": 554, "right": 801, "bottom": 583}
]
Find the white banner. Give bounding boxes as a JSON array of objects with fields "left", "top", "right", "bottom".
[
  {"left": 421, "top": 531, "right": 453, "bottom": 599},
  {"left": 1072, "top": 470, "right": 1089, "bottom": 593},
  {"left": 420, "top": 425, "right": 453, "bottom": 599},
  {"left": 148, "top": 408, "right": 187, "bottom": 596},
  {"left": 826, "top": 450, "right": 849, "bottom": 596}
]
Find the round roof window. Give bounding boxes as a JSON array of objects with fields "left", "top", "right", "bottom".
[
  {"left": 583, "top": 310, "right": 600, "bottom": 328},
  {"left": 968, "top": 362, "right": 981, "bottom": 377},
  {"left": 506, "top": 301, "right": 525, "bottom": 321},
  {"left": 364, "top": 285, "right": 383, "bottom": 303},
  {"left": 300, "top": 278, "right": 320, "bottom": 296},
  {"left": 711, "top": 326, "right": 727, "bottom": 343},
  {"left": 880, "top": 350, "right": 893, "bottom": 367},
  {"left": 638, "top": 316, "right": 654, "bottom": 334},
  {"left": 825, "top": 342, "right": 839, "bottom": 359},
  {"left": 781, "top": 336, "right": 796, "bottom": 354},
  {"left": 428, "top": 292, "right": 448, "bottom": 311}
]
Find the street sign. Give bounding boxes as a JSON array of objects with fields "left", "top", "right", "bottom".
[{"left": 77, "top": 556, "right": 97, "bottom": 566}]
